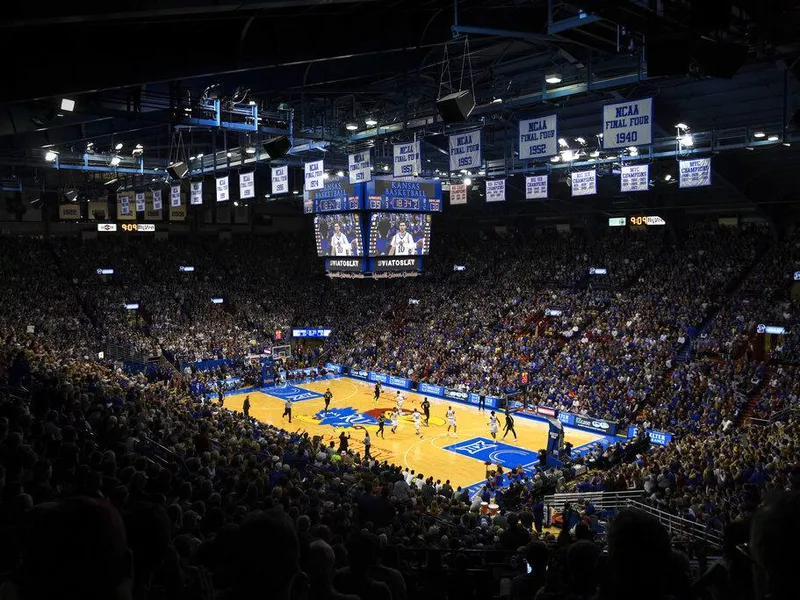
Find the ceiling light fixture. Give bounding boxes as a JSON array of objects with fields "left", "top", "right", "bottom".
[
  {"left": 753, "top": 132, "right": 765, "bottom": 138},
  {"left": 675, "top": 123, "right": 689, "bottom": 131},
  {"left": 365, "top": 117, "right": 378, "bottom": 126},
  {"left": 664, "top": 174, "right": 672, "bottom": 181},
  {"left": 60, "top": 98, "right": 75, "bottom": 112},
  {"left": 336, "top": 170, "right": 344, "bottom": 177},
  {"left": 345, "top": 123, "right": 358, "bottom": 131},
  {"left": 463, "top": 177, "right": 472, "bottom": 186},
  {"left": 558, "top": 138, "right": 568, "bottom": 147},
  {"left": 575, "top": 137, "right": 586, "bottom": 145},
  {"left": 767, "top": 135, "right": 779, "bottom": 142},
  {"left": 110, "top": 156, "right": 121, "bottom": 167},
  {"left": 545, "top": 73, "right": 562, "bottom": 84},
  {"left": 115, "top": 142, "right": 123, "bottom": 151},
  {"left": 550, "top": 156, "right": 560, "bottom": 163},
  {"left": 226, "top": 152, "right": 232, "bottom": 158},
  {"left": 45, "top": 150, "right": 58, "bottom": 162},
  {"left": 245, "top": 146, "right": 256, "bottom": 155}
]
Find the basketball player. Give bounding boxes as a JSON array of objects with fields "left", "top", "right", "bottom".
[
  {"left": 446, "top": 406, "right": 457, "bottom": 437},
  {"left": 329, "top": 221, "right": 353, "bottom": 256},
  {"left": 388, "top": 220, "right": 418, "bottom": 256},
  {"left": 243, "top": 395, "right": 251, "bottom": 418},
  {"left": 502, "top": 407, "right": 518, "bottom": 441},
  {"left": 323, "top": 388, "right": 333, "bottom": 414},
  {"left": 376, "top": 413, "right": 387, "bottom": 438},
  {"left": 421, "top": 397, "right": 431, "bottom": 426},
  {"left": 412, "top": 408, "right": 422, "bottom": 437},
  {"left": 363, "top": 430, "right": 372, "bottom": 460},
  {"left": 373, "top": 381, "right": 381, "bottom": 402},
  {"left": 395, "top": 391, "right": 405, "bottom": 414},
  {"left": 283, "top": 398, "right": 293, "bottom": 424},
  {"left": 488, "top": 410, "right": 499, "bottom": 443},
  {"left": 391, "top": 407, "right": 401, "bottom": 434}
]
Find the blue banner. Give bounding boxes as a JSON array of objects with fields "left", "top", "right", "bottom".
[
  {"left": 365, "top": 178, "right": 443, "bottom": 212},
  {"left": 350, "top": 368, "right": 369, "bottom": 380},
  {"left": 308, "top": 178, "right": 364, "bottom": 212},
  {"left": 443, "top": 387, "right": 470, "bottom": 402},
  {"left": 325, "top": 362, "right": 343, "bottom": 374},
  {"left": 388, "top": 375, "right": 412, "bottom": 389},
  {"left": 558, "top": 412, "right": 617, "bottom": 435},
  {"left": 627, "top": 426, "right": 673, "bottom": 446},
  {"left": 368, "top": 371, "right": 388, "bottom": 384},
  {"left": 418, "top": 382, "right": 444, "bottom": 396}
]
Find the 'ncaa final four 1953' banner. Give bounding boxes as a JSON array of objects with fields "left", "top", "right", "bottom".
[
  {"left": 348, "top": 150, "right": 372, "bottom": 184},
  {"left": 679, "top": 158, "right": 712, "bottom": 188},
  {"left": 602, "top": 98, "right": 652, "bottom": 150},
  {"left": 448, "top": 130, "right": 482, "bottom": 172},
  {"left": 393, "top": 141, "right": 421, "bottom": 178},
  {"left": 519, "top": 114, "right": 558, "bottom": 160}
]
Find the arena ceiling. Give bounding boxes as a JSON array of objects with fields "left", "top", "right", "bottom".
[{"left": 1, "top": 0, "right": 800, "bottom": 223}]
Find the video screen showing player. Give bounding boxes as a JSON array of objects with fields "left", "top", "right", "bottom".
[
  {"left": 313, "top": 213, "right": 364, "bottom": 257},
  {"left": 368, "top": 213, "right": 431, "bottom": 257}
]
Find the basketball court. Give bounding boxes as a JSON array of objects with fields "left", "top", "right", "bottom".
[{"left": 222, "top": 377, "right": 607, "bottom": 490}]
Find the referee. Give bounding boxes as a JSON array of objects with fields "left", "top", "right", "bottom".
[{"left": 283, "top": 398, "right": 293, "bottom": 424}]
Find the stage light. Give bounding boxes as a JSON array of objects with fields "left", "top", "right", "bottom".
[
  {"left": 197, "top": 153, "right": 204, "bottom": 159},
  {"left": 249, "top": 100, "right": 256, "bottom": 106},
  {"left": 550, "top": 156, "right": 560, "bottom": 162},
  {"left": 664, "top": 174, "right": 672, "bottom": 181},
  {"left": 245, "top": 146, "right": 256, "bottom": 155},
  {"left": 463, "top": 177, "right": 472, "bottom": 186},
  {"left": 110, "top": 156, "right": 121, "bottom": 167},
  {"left": 383, "top": 165, "right": 389, "bottom": 171},
  {"left": 234, "top": 201, "right": 239, "bottom": 207},
  {"left": 115, "top": 142, "right": 123, "bottom": 151},
  {"left": 226, "top": 152, "right": 232, "bottom": 158},
  {"left": 189, "top": 156, "right": 196, "bottom": 161},
  {"left": 323, "top": 172, "right": 330, "bottom": 179},
  {"left": 60, "top": 98, "right": 75, "bottom": 112},
  {"left": 365, "top": 117, "right": 378, "bottom": 126},
  {"left": 45, "top": 150, "right": 58, "bottom": 162},
  {"left": 345, "top": 123, "right": 358, "bottom": 131},
  {"left": 293, "top": 190, "right": 299, "bottom": 195},
  {"left": 545, "top": 73, "right": 562, "bottom": 84},
  {"left": 575, "top": 137, "right": 586, "bottom": 145},
  {"left": 675, "top": 123, "right": 689, "bottom": 131},
  {"left": 678, "top": 134, "right": 693, "bottom": 147},
  {"left": 491, "top": 97, "right": 503, "bottom": 104},
  {"left": 590, "top": 150, "right": 600, "bottom": 158},
  {"left": 132, "top": 144, "right": 143, "bottom": 156},
  {"left": 768, "top": 135, "right": 779, "bottom": 142},
  {"left": 336, "top": 170, "right": 344, "bottom": 177},
  {"left": 558, "top": 138, "right": 568, "bottom": 147},
  {"left": 753, "top": 132, "right": 765, "bottom": 138}
]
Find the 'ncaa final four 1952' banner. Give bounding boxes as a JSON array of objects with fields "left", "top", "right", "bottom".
[
  {"left": 348, "top": 150, "right": 372, "bottom": 184},
  {"left": 448, "top": 130, "right": 482, "bottom": 171},
  {"left": 679, "top": 158, "right": 712, "bottom": 188},
  {"left": 602, "top": 98, "right": 652, "bottom": 150},
  {"left": 519, "top": 114, "right": 558, "bottom": 160},
  {"left": 393, "top": 141, "right": 421, "bottom": 178}
]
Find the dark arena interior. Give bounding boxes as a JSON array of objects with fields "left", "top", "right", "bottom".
[{"left": 2, "top": 1, "right": 800, "bottom": 599}]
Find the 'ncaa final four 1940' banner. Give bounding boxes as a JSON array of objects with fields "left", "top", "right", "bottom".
[
  {"left": 393, "top": 141, "right": 421, "bottom": 178},
  {"left": 485, "top": 179, "right": 506, "bottom": 202},
  {"left": 272, "top": 166, "right": 289, "bottom": 195},
  {"left": 679, "top": 158, "right": 712, "bottom": 188},
  {"left": 448, "top": 130, "right": 482, "bottom": 172},
  {"left": 304, "top": 160, "right": 324, "bottom": 191},
  {"left": 519, "top": 114, "right": 558, "bottom": 160},
  {"left": 239, "top": 172, "right": 255, "bottom": 199},
  {"left": 602, "top": 98, "right": 652, "bottom": 150},
  {"left": 620, "top": 164, "right": 649, "bottom": 193},
  {"left": 525, "top": 175, "right": 548, "bottom": 199},
  {"left": 348, "top": 150, "right": 372, "bottom": 184}
]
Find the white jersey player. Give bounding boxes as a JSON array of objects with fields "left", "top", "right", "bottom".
[
  {"left": 488, "top": 410, "right": 499, "bottom": 442},
  {"left": 330, "top": 222, "right": 352, "bottom": 256},
  {"left": 446, "top": 406, "right": 457, "bottom": 436},
  {"left": 412, "top": 409, "right": 422, "bottom": 436},
  {"left": 395, "top": 391, "right": 405, "bottom": 414},
  {"left": 391, "top": 407, "right": 401, "bottom": 434},
  {"left": 388, "top": 220, "right": 417, "bottom": 256}
]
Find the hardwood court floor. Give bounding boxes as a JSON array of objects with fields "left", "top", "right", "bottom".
[{"left": 223, "top": 377, "right": 603, "bottom": 489}]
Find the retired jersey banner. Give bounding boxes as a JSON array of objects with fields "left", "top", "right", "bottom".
[
  {"left": 190, "top": 181, "right": 203, "bottom": 205},
  {"left": 602, "top": 98, "right": 652, "bottom": 149},
  {"left": 170, "top": 185, "right": 182, "bottom": 207},
  {"left": 679, "top": 158, "right": 712, "bottom": 188},
  {"left": 272, "top": 165, "right": 289, "bottom": 195},
  {"left": 571, "top": 169, "right": 597, "bottom": 196},
  {"left": 620, "top": 164, "right": 649, "bottom": 193},
  {"left": 135, "top": 192, "right": 146, "bottom": 212},
  {"left": 486, "top": 179, "right": 506, "bottom": 203},
  {"left": 117, "top": 192, "right": 134, "bottom": 220},
  {"left": 88, "top": 200, "right": 108, "bottom": 220},
  {"left": 519, "top": 114, "right": 558, "bottom": 160},
  {"left": 448, "top": 130, "right": 482, "bottom": 171},
  {"left": 169, "top": 204, "right": 187, "bottom": 221},
  {"left": 239, "top": 172, "right": 255, "bottom": 199},
  {"left": 58, "top": 204, "right": 81, "bottom": 220},
  {"left": 304, "top": 160, "right": 324, "bottom": 191},
  {"left": 525, "top": 175, "right": 548, "bottom": 199},
  {"left": 152, "top": 189, "right": 163, "bottom": 210},
  {"left": 393, "top": 140, "right": 421, "bottom": 178},
  {"left": 348, "top": 150, "right": 372, "bottom": 184},
  {"left": 450, "top": 183, "right": 467, "bottom": 205},
  {"left": 216, "top": 175, "right": 229, "bottom": 202}
]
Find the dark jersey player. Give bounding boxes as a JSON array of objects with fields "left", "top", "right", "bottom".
[
  {"left": 373, "top": 382, "right": 382, "bottom": 402},
  {"left": 323, "top": 388, "right": 333, "bottom": 414},
  {"left": 421, "top": 397, "right": 431, "bottom": 426}
]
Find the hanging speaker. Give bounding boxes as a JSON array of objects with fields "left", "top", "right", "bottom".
[
  {"left": 263, "top": 136, "right": 291, "bottom": 159},
  {"left": 436, "top": 90, "right": 475, "bottom": 123},
  {"left": 167, "top": 161, "right": 188, "bottom": 180},
  {"left": 63, "top": 190, "right": 78, "bottom": 202}
]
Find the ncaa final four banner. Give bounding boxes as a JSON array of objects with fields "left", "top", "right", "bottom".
[
  {"left": 152, "top": 189, "right": 163, "bottom": 211},
  {"left": 393, "top": 140, "right": 421, "bottom": 178},
  {"left": 448, "top": 130, "right": 482, "bottom": 172},
  {"left": 679, "top": 158, "right": 712, "bottom": 188},
  {"left": 239, "top": 172, "right": 255, "bottom": 199},
  {"left": 304, "top": 160, "right": 324, "bottom": 191},
  {"left": 135, "top": 192, "right": 146, "bottom": 212},
  {"left": 485, "top": 179, "right": 506, "bottom": 202},
  {"left": 272, "top": 165, "right": 289, "bottom": 195},
  {"left": 348, "top": 151, "right": 372, "bottom": 184},
  {"left": 190, "top": 181, "right": 203, "bottom": 205},
  {"left": 571, "top": 169, "right": 597, "bottom": 196},
  {"left": 449, "top": 183, "right": 467, "bottom": 205},
  {"left": 519, "top": 114, "right": 558, "bottom": 160},
  {"left": 525, "top": 175, "right": 548, "bottom": 199},
  {"left": 620, "top": 164, "right": 649, "bottom": 193},
  {"left": 216, "top": 175, "right": 229, "bottom": 202},
  {"left": 170, "top": 184, "right": 181, "bottom": 207},
  {"left": 602, "top": 98, "right": 652, "bottom": 150}
]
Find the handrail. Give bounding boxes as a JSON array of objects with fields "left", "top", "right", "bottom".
[
  {"left": 138, "top": 436, "right": 188, "bottom": 473},
  {"left": 626, "top": 499, "right": 723, "bottom": 548},
  {"left": 544, "top": 489, "right": 646, "bottom": 510}
]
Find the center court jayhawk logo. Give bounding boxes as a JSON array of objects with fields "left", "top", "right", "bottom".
[{"left": 295, "top": 407, "right": 445, "bottom": 429}]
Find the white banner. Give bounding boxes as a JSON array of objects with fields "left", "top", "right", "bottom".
[
  {"left": 393, "top": 140, "right": 421, "bottom": 178},
  {"left": 450, "top": 183, "right": 468, "bottom": 205},
  {"left": 571, "top": 169, "right": 597, "bottom": 196},
  {"left": 620, "top": 164, "right": 650, "bottom": 193},
  {"left": 348, "top": 151, "right": 372, "bottom": 184},
  {"left": 486, "top": 179, "right": 506, "bottom": 203},
  {"left": 525, "top": 175, "right": 548, "bottom": 199},
  {"left": 679, "top": 158, "right": 712, "bottom": 188},
  {"left": 152, "top": 189, "right": 162, "bottom": 211},
  {"left": 170, "top": 185, "right": 181, "bottom": 207},
  {"left": 190, "top": 181, "right": 203, "bottom": 205},
  {"left": 448, "top": 130, "right": 482, "bottom": 171},
  {"left": 239, "top": 172, "right": 255, "bottom": 199},
  {"left": 120, "top": 196, "right": 130, "bottom": 215},
  {"left": 272, "top": 166, "right": 289, "bottom": 195},
  {"left": 304, "top": 160, "right": 324, "bottom": 191},
  {"left": 603, "top": 98, "right": 652, "bottom": 149},
  {"left": 519, "top": 114, "right": 558, "bottom": 160},
  {"left": 135, "top": 192, "right": 146, "bottom": 212},
  {"left": 216, "top": 175, "right": 229, "bottom": 202}
]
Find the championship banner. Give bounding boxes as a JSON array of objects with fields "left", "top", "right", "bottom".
[
  {"left": 519, "top": 114, "right": 558, "bottom": 160},
  {"left": 272, "top": 165, "right": 289, "bottom": 195},
  {"left": 679, "top": 158, "right": 712, "bottom": 188},
  {"left": 450, "top": 183, "right": 467, "bottom": 205},
  {"left": 87, "top": 200, "right": 108, "bottom": 220},
  {"left": 239, "top": 172, "right": 255, "bottom": 199},
  {"left": 304, "top": 160, "right": 324, "bottom": 191},
  {"left": 135, "top": 192, "right": 146, "bottom": 212},
  {"left": 602, "top": 98, "right": 652, "bottom": 149},
  {"left": 117, "top": 192, "right": 134, "bottom": 220},
  {"left": 152, "top": 189, "right": 163, "bottom": 211},
  {"left": 348, "top": 150, "right": 372, "bottom": 184},
  {"left": 571, "top": 169, "right": 597, "bottom": 196},
  {"left": 216, "top": 175, "right": 229, "bottom": 202},
  {"left": 525, "top": 175, "right": 548, "bottom": 199},
  {"left": 486, "top": 179, "right": 506, "bottom": 202},
  {"left": 144, "top": 192, "right": 162, "bottom": 220},
  {"left": 190, "top": 181, "right": 203, "bottom": 205},
  {"left": 393, "top": 140, "right": 421, "bottom": 178},
  {"left": 448, "top": 129, "right": 482, "bottom": 171},
  {"left": 169, "top": 204, "right": 187, "bottom": 221},
  {"left": 58, "top": 204, "right": 81, "bottom": 220},
  {"left": 620, "top": 164, "right": 649, "bottom": 193},
  {"left": 170, "top": 185, "right": 182, "bottom": 207}
]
